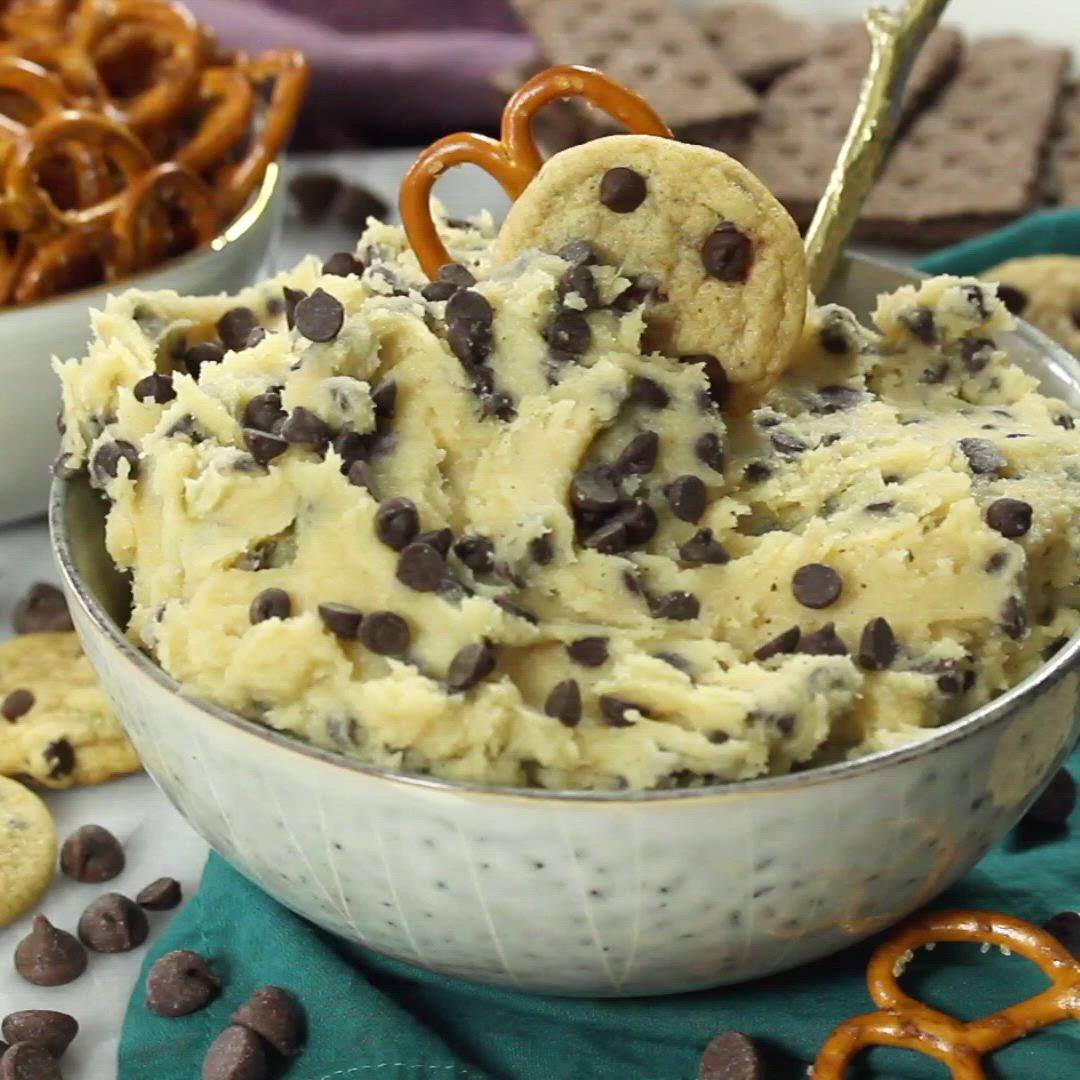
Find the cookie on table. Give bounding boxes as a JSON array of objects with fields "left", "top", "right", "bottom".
[
  {"left": 981, "top": 255, "right": 1080, "bottom": 357},
  {"left": 0, "top": 633, "right": 139, "bottom": 789},
  {"left": 493, "top": 133, "right": 808, "bottom": 405},
  {"left": 0, "top": 775, "right": 57, "bottom": 927}
]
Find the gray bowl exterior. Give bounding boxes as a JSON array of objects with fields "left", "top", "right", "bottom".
[{"left": 50, "top": 253, "right": 1080, "bottom": 997}]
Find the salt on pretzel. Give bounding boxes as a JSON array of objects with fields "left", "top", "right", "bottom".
[{"left": 811, "top": 909, "right": 1080, "bottom": 1079}]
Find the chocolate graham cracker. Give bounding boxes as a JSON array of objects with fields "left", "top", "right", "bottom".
[
  {"left": 1046, "top": 84, "right": 1080, "bottom": 207},
  {"left": 859, "top": 36, "right": 1069, "bottom": 245},
  {"left": 741, "top": 22, "right": 963, "bottom": 228}
]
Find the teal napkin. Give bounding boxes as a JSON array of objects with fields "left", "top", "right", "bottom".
[{"left": 120, "top": 216, "right": 1080, "bottom": 1078}]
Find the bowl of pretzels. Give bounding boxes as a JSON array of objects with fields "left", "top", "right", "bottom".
[{"left": 0, "top": 0, "right": 308, "bottom": 524}]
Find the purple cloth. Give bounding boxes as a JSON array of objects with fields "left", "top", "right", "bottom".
[{"left": 185, "top": 0, "right": 538, "bottom": 146}]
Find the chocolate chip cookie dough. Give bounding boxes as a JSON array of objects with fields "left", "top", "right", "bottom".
[{"left": 56, "top": 214, "right": 1080, "bottom": 790}]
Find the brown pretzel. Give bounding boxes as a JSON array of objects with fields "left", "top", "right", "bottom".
[
  {"left": 400, "top": 64, "right": 673, "bottom": 279},
  {"left": 811, "top": 909, "right": 1080, "bottom": 1080},
  {"left": 13, "top": 222, "right": 133, "bottom": 303},
  {"left": 173, "top": 66, "right": 254, "bottom": 176},
  {"left": 0, "top": 57, "right": 69, "bottom": 136}
]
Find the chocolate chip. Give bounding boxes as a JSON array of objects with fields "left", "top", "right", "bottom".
[
  {"left": 797, "top": 623, "right": 848, "bottom": 655},
  {"left": 0, "top": 1043, "right": 61, "bottom": 1080},
  {"left": 699, "top": 1029, "right": 764, "bottom": 1080},
  {"left": 146, "top": 949, "right": 220, "bottom": 1017},
  {"left": 346, "top": 460, "right": 375, "bottom": 491},
  {"left": 14, "top": 916, "right": 87, "bottom": 986},
  {"left": 583, "top": 519, "right": 628, "bottom": 554},
  {"left": 421, "top": 280, "right": 458, "bottom": 302},
  {"left": 132, "top": 372, "right": 176, "bottom": 405},
  {"left": 996, "top": 284, "right": 1027, "bottom": 315},
  {"left": 1045, "top": 911, "right": 1080, "bottom": 959},
  {"left": 959, "top": 437, "right": 1006, "bottom": 475},
  {"left": 1023, "top": 768, "right": 1076, "bottom": 827},
  {"left": 754, "top": 625, "right": 800, "bottom": 661},
  {"left": 558, "top": 265, "right": 600, "bottom": 309},
  {"left": 230, "top": 985, "right": 304, "bottom": 1057},
  {"left": 557, "top": 239, "right": 597, "bottom": 267},
  {"left": 819, "top": 324, "right": 849, "bottom": 355},
  {"left": 242, "top": 429, "right": 288, "bottom": 465},
  {"left": 651, "top": 591, "right": 700, "bottom": 621},
  {"left": 701, "top": 223, "right": 753, "bottom": 282},
  {"left": 44, "top": 740, "right": 74, "bottom": 780},
  {"left": 217, "top": 308, "right": 260, "bottom": 352},
  {"left": 792, "top": 564, "right": 842, "bottom": 609},
  {"left": 598, "top": 166, "right": 647, "bottom": 213},
  {"left": 628, "top": 376, "right": 669, "bottom": 409},
  {"left": 529, "top": 532, "right": 555, "bottom": 565},
  {"left": 770, "top": 431, "right": 808, "bottom": 455},
  {"left": 243, "top": 392, "right": 285, "bottom": 433},
  {"left": 683, "top": 354, "right": 729, "bottom": 409},
  {"left": 447, "top": 642, "right": 496, "bottom": 691},
  {"left": 370, "top": 378, "right": 397, "bottom": 420},
  {"left": 617, "top": 499, "right": 659, "bottom": 546},
  {"left": 322, "top": 251, "right": 363, "bottom": 278},
  {"left": 60, "top": 824, "right": 124, "bottom": 883},
  {"left": 294, "top": 288, "right": 345, "bottom": 343},
  {"left": 743, "top": 462, "right": 770, "bottom": 484},
  {"left": 337, "top": 182, "right": 389, "bottom": 231},
  {"left": 243, "top": 326, "right": 268, "bottom": 349},
  {"left": 545, "top": 680, "right": 582, "bottom": 727},
  {"left": 280, "top": 407, "right": 332, "bottom": 449},
  {"left": 985, "top": 497, "right": 1032, "bottom": 538},
  {"left": 2, "top": 689, "right": 33, "bottom": 721},
  {"left": 1000, "top": 595, "right": 1028, "bottom": 640},
  {"left": 858, "top": 617, "right": 896, "bottom": 670},
  {"left": 396, "top": 542, "right": 445, "bottom": 592},
  {"left": 184, "top": 340, "right": 225, "bottom": 378},
  {"left": 454, "top": 535, "right": 494, "bottom": 574},
  {"left": 417, "top": 528, "right": 453, "bottom": 557},
  {"left": 445, "top": 289, "right": 493, "bottom": 364},
  {"left": 136, "top": 877, "right": 182, "bottom": 911},
  {"left": 288, "top": 171, "right": 342, "bottom": 221},
  {"left": 678, "top": 528, "right": 729, "bottom": 564},
  {"left": 77, "top": 893, "right": 148, "bottom": 953},
  {"left": 665, "top": 475, "right": 708, "bottom": 523},
  {"left": 599, "top": 695, "right": 647, "bottom": 727},
  {"left": 250, "top": 588, "right": 290, "bottom": 624},
  {"left": 961, "top": 337, "right": 994, "bottom": 373},
  {"left": 493, "top": 597, "right": 537, "bottom": 623},
  {"left": 1, "top": 1012, "right": 77, "bottom": 1059},
  {"left": 202, "top": 1025, "right": 268, "bottom": 1080},
  {"left": 900, "top": 306, "right": 936, "bottom": 343},
  {"left": 375, "top": 497, "right": 420, "bottom": 550},
  {"left": 695, "top": 432, "right": 725, "bottom": 473},
  {"left": 615, "top": 431, "right": 659, "bottom": 475},
  {"left": 282, "top": 288, "right": 306, "bottom": 330},
  {"left": 92, "top": 440, "right": 139, "bottom": 482},
  {"left": 317, "top": 603, "right": 364, "bottom": 640},
  {"left": 358, "top": 611, "right": 410, "bottom": 656},
  {"left": 865, "top": 501, "right": 894, "bottom": 513},
  {"left": 545, "top": 309, "right": 591, "bottom": 355},
  {"left": 13, "top": 584, "right": 72, "bottom": 635},
  {"left": 567, "top": 637, "right": 609, "bottom": 667}
]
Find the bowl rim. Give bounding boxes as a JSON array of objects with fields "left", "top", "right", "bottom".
[
  {"left": 49, "top": 252, "right": 1080, "bottom": 805},
  {"left": 0, "top": 163, "right": 280, "bottom": 320}
]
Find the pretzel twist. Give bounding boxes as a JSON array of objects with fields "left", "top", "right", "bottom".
[
  {"left": 400, "top": 64, "right": 673, "bottom": 279},
  {"left": 173, "top": 66, "right": 254, "bottom": 175},
  {"left": 13, "top": 222, "right": 133, "bottom": 303}
]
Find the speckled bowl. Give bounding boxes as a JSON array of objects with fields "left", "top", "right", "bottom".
[{"left": 50, "top": 253, "right": 1080, "bottom": 997}]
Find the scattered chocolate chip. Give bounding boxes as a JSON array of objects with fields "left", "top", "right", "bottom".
[
  {"left": 770, "top": 431, "right": 808, "bottom": 455},
  {"left": 321, "top": 251, "right": 363, "bottom": 278},
  {"left": 243, "top": 327, "right": 267, "bottom": 349},
  {"left": 743, "top": 462, "right": 770, "bottom": 484},
  {"left": 960, "top": 337, "right": 995, "bottom": 373},
  {"left": 60, "top": 824, "right": 124, "bottom": 883},
  {"left": 1023, "top": 768, "right": 1075, "bottom": 827},
  {"left": 346, "top": 460, "right": 375, "bottom": 491},
  {"left": 13, "top": 584, "right": 72, "bottom": 635},
  {"left": 493, "top": 597, "right": 538, "bottom": 623},
  {"left": 558, "top": 265, "right": 600, "bottom": 309},
  {"left": 567, "top": 637, "right": 609, "bottom": 667},
  {"left": 699, "top": 1029, "right": 764, "bottom": 1080},
  {"left": 754, "top": 625, "right": 800, "bottom": 662},
  {"left": 230, "top": 985, "right": 305, "bottom": 1058},
  {"left": 529, "top": 532, "right": 555, "bottom": 565},
  {"left": 202, "top": 1025, "right": 267, "bottom": 1080},
  {"left": 288, "top": 171, "right": 342, "bottom": 222},
  {"left": 858, "top": 617, "right": 896, "bottom": 670},
  {"left": 217, "top": 308, "right": 260, "bottom": 352},
  {"left": 0, "top": 1042, "right": 61, "bottom": 1080},
  {"left": 333, "top": 429, "right": 367, "bottom": 465},
  {"left": 43, "top": 740, "right": 74, "bottom": 780},
  {"left": 684, "top": 354, "right": 729, "bottom": 409},
  {"left": 792, "top": 564, "right": 842, "bottom": 609},
  {"left": 557, "top": 239, "right": 597, "bottom": 267},
  {"left": 1, "top": 1012, "right": 77, "bottom": 1060},
  {"left": 249, "top": 588, "right": 291, "bottom": 624},
  {"left": 959, "top": 437, "right": 1006, "bottom": 475},
  {"left": 797, "top": 623, "right": 848, "bottom": 655},
  {"left": 545, "top": 680, "right": 582, "bottom": 727},
  {"left": 598, "top": 166, "right": 647, "bottom": 213},
  {"left": 242, "top": 429, "right": 288, "bottom": 465},
  {"left": 243, "top": 392, "right": 285, "bottom": 433},
  {"left": 678, "top": 528, "right": 729, "bottom": 564},
  {"left": 545, "top": 309, "right": 591, "bottom": 355},
  {"left": 583, "top": 519, "right": 628, "bottom": 554},
  {"left": 570, "top": 469, "right": 621, "bottom": 517},
  {"left": 146, "top": 949, "right": 220, "bottom": 1016},
  {"left": 479, "top": 389, "right": 516, "bottom": 421},
  {"left": 136, "top": 877, "right": 182, "bottom": 911},
  {"left": 417, "top": 528, "right": 453, "bottom": 557},
  {"left": 445, "top": 289, "right": 493, "bottom": 364},
  {"left": 92, "top": 440, "right": 139, "bottom": 482},
  {"left": 695, "top": 432, "right": 725, "bottom": 473},
  {"left": 447, "top": 642, "right": 496, "bottom": 691},
  {"left": 184, "top": 340, "right": 225, "bottom": 378},
  {"left": 651, "top": 591, "right": 700, "bottom": 621},
  {"left": 337, "top": 182, "right": 389, "bottom": 231},
  {"left": 919, "top": 360, "right": 949, "bottom": 383},
  {"left": 1054, "top": 413, "right": 1076, "bottom": 430},
  {"left": 77, "top": 893, "right": 148, "bottom": 953},
  {"left": 701, "top": 222, "right": 753, "bottom": 282},
  {"left": 294, "top": 288, "right": 345, "bottom": 343},
  {"left": 1, "top": 689, "right": 33, "bottom": 721},
  {"left": 996, "top": 283, "right": 1027, "bottom": 316},
  {"left": 1045, "top": 911, "right": 1080, "bottom": 959},
  {"left": 421, "top": 280, "right": 458, "bottom": 302},
  {"left": 1000, "top": 595, "right": 1028, "bottom": 640},
  {"left": 616, "top": 431, "right": 659, "bottom": 476},
  {"left": 375, "top": 497, "right": 420, "bottom": 550},
  {"left": 396, "top": 542, "right": 445, "bottom": 592},
  {"left": 900, "top": 306, "right": 936, "bottom": 343},
  {"left": 370, "top": 378, "right": 397, "bottom": 419},
  {"left": 985, "top": 497, "right": 1032, "bottom": 538},
  {"left": 814, "top": 385, "right": 863, "bottom": 414},
  {"left": 357, "top": 611, "right": 410, "bottom": 656},
  {"left": 599, "top": 695, "right": 647, "bottom": 727},
  {"left": 15, "top": 916, "right": 87, "bottom": 986},
  {"left": 665, "top": 475, "right": 708, "bottom": 523},
  {"left": 616, "top": 499, "right": 659, "bottom": 546},
  {"left": 453, "top": 535, "right": 494, "bottom": 574},
  {"left": 865, "top": 501, "right": 894, "bottom": 513},
  {"left": 628, "top": 376, "right": 669, "bottom": 409},
  {"left": 985, "top": 550, "right": 1009, "bottom": 574},
  {"left": 132, "top": 372, "right": 176, "bottom": 405},
  {"left": 819, "top": 324, "right": 849, "bottom": 355},
  {"left": 282, "top": 288, "right": 306, "bottom": 330},
  {"left": 318, "top": 603, "right": 364, "bottom": 640},
  {"left": 280, "top": 407, "right": 332, "bottom": 449}
]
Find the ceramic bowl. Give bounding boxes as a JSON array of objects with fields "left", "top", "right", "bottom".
[
  {"left": 0, "top": 164, "right": 284, "bottom": 527},
  {"left": 50, "top": 253, "right": 1080, "bottom": 997}
]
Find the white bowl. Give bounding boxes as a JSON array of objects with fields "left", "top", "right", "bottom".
[{"left": 1, "top": 164, "right": 284, "bottom": 527}]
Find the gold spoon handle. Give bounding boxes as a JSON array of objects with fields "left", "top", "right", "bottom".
[{"left": 804, "top": 0, "right": 951, "bottom": 295}]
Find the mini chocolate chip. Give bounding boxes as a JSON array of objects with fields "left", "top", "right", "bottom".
[
  {"left": 665, "top": 475, "right": 708, "bottom": 523},
  {"left": 695, "top": 432, "right": 725, "bottom": 473},
  {"left": 545, "top": 680, "right": 582, "bottom": 726},
  {"left": 371, "top": 378, "right": 397, "bottom": 419},
  {"left": 44, "top": 740, "right": 74, "bottom": 780},
  {"left": 447, "top": 642, "right": 496, "bottom": 691},
  {"left": 77, "top": 893, "right": 148, "bottom": 952},
  {"left": 60, "top": 825, "right": 124, "bottom": 883},
  {"left": 375, "top": 497, "right": 420, "bottom": 550},
  {"left": 797, "top": 623, "right": 848, "bottom": 656},
  {"left": 282, "top": 287, "right": 306, "bottom": 329},
  {"left": 184, "top": 340, "right": 225, "bottom": 378},
  {"left": 583, "top": 519, "right": 628, "bottom": 554},
  {"left": 202, "top": 1025, "right": 268, "bottom": 1080},
  {"left": 819, "top": 324, "right": 849, "bottom": 355},
  {"left": 961, "top": 337, "right": 995, "bottom": 372},
  {"left": 699, "top": 1029, "right": 764, "bottom": 1080},
  {"left": 318, "top": 603, "right": 364, "bottom": 639},
  {"left": 815, "top": 385, "right": 863, "bottom": 413},
  {"left": 243, "top": 392, "right": 285, "bottom": 433},
  {"left": 493, "top": 597, "right": 538, "bottom": 623},
  {"left": 250, "top": 588, "right": 291, "bottom": 624},
  {"left": 743, "top": 462, "right": 770, "bottom": 484},
  {"left": 421, "top": 280, "right": 458, "bottom": 302},
  {"left": 454, "top": 535, "right": 494, "bottom": 573},
  {"left": 1023, "top": 768, "right": 1076, "bottom": 827},
  {"left": 1054, "top": 413, "right": 1076, "bottom": 430},
  {"left": 985, "top": 550, "right": 1009, "bottom": 573},
  {"left": 294, "top": 288, "right": 345, "bottom": 343},
  {"left": 599, "top": 695, "right": 648, "bottom": 727},
  {"left": 288, "top": 171, "right": 342, "bottom": 221},
  {"left": 678, "top": 528, "right": 729, "bottom": 564},
  {"left": 434, "top": 262, "right": 475, "bottom": 288},
  {"left": 628, "top": 376, "right": 670, "bottom": 409},
  {"left": 92, "top": 440, "right": 139, "bottom": 482},
  {"left": 996, "top": 283, "right": 1027, "bottom": 315},
  {"left": 14, "top": 916, "right": 87, "bottom": 986},
  {"left": 243, "top": 326, "right": 267, "bottom": 349},
  {"left": 754, "top": 625, "right": 800, "bottom": 661},
  {"left": 770, "top": 431, "right": 808, "bottom": 454},
  {"left": 479, "top": 389, "right": 516, "bottom": 421},
  {"left": 133, "top": 372, "right": 175, "bottom": 405},
  {"left": 921, "top": 360, "right": 948, "bottom": 383},
  {"left": 858, "top": 617, "right": 896, "bottom": 670},
  {"left": 985, "top": 497, "right": 1032, "bottom": 538},
  {"left": 136, "top": 877, "right": 182, "bottom": 911},
  {"left": 616, "top": 431, "right": 659, "bottom": 475},
  {"left": 1045, "top": 912, "right": 1080, "bottom": 959},
  {"left": 1000, "top": 595, "right": 1028, "bottom": 640},
  {"left": 683, "top": 354, "right": 729, "bottom": 409},
  {"left": 599, "top": 166, "right": 647, "bottom": 213},
  {"left": 2, "top": 689, "right": 34, "bottom": 721},
  {"left": 358, "top": 611, "right": 410, "bottom": 656},
  {"left": 242, "top": 429, "right": 288, "bottom": 465},
  {"left": 217, "top": 308, "right": 260, "bottom": 352},
  {"left": 865, "top": 501, "right": 894, "bottom": 513},
  {"left": 557, "top": 239, "right": 597, "bottom": 267},
  {"left": 231, "top": 986, "right": 304, "bottom": 1057},
  {"left": 322, "top": 251, "right": 363, "bottom": 278},
  {"left": 558, "top": 265, "right": 600, "bottom": 308},
  {"left": 396, "top": 542, "right": 445, "bottom": 592},
  {"left": 445, "top": 289, "right": 493, "bottom": 364},
  {"left": 900, "top": 306, "right": 936, "bottom": 343},
  {"left": 347, "top": 460, "right": 375, "bottom": 491},
  {"left": 792, "top": 564, "right": 842, "bottom": 609},
  {"left": 280, "top": 406, "right": 332, "bottom": 449},
  {"left": 959, "top": 437, "right": 1006, "bottom": 475},
  {"left": 13, "top": 584, "right": 72, "bottom": 635},
  {"left": 615, "top": 499, "right": 659, "bottom": 546},
  {"left": 333, "top": 429, "right": 367, "bottom": 465},
  {"left": 417, "top": 528, "right": 453, "bottom": 557},
  {"left": 545, "top": 309, "right": 591, "bottom": 355},
  {"left": 567, "top": 637, "right": 609, "bottom": 667},
  {"left": 529, "top": 532, "right": 555, "bottom": 565},
  {"left": 570, "top": 469, "right": 621, "bottom": 515},
  {"left": 0, "top": 1043, "right": 61, "bottom": 1080},
  {"left": 146, "top": 949, "right": 220, "bottom": 1017},
  {"left": 1, "top": 1011, "right": 77, "bottom": 1059},
  {"left": 701, "top": 222, "right": 753, "bottom": 282},
  {"left": 651, "top": 591, "right": 700, "bottom": 621}
]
